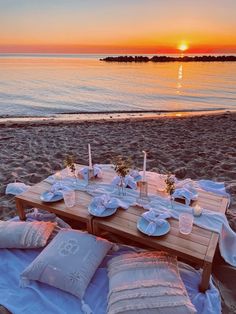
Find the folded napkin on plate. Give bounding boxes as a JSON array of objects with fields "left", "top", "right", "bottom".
[
  {"left": 5, "top": 182, "right": 30, "bottom": 195},
  {"left": 142, "top": 210, "right": 171, "bottom": 235},
  {"left": 89, "top": 194, "right": 129, "bottom": 215},
  {"left": 172, "top": 187, "right": 198, "bottom": 206},
  {"left": 79, "top": 164, "right": 102, "bottom": 180},
  {"left": 42, "top": 182, "right": 71, "bottom": 201},
  {"left": 111, "top": 175, "right": 137, "bottom": 189},
  {"left": 129, "top": 170, "right": 142, "bottom": 182},
  {"left": 42, "top": 190, "right": 63, "bottom": 202}
]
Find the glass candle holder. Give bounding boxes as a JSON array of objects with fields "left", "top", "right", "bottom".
[
  {"left": 88, "top": 168, "right": 94, "bottom": 180},
  {"left": 86, "top": 167, "right": 95, "bottom": 187},
  {"left": 192, "top": 204, "right": 202, "bottom": 217},
  {"left": 139, "top": 181, "right": 148, "bottom": 199}
]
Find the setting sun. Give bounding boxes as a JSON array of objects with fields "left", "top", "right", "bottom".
[{"left": 178, "top": 42, "right": 189, "bottom": 52}]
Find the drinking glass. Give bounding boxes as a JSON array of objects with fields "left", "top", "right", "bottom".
[
  {"left": 179, "top": 213, "right": 193, "bottom": 235},
  {"left": 63, "top": 190, "right": 76, "bottom": 208}
]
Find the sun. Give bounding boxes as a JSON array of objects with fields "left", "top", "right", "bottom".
[{"left": 178, "top": 42, "right": 189, "bottom": 52}]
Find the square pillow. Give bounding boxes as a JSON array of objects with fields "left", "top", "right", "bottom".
[
  {"left": 0, "top": 220, "right": 56, "bottom": 248},
  {"left": 20, "top": 229, "right": 112, "bottom": 299},
  {"left": 107, "top": 251, "right": 196, "bottom": 314}
]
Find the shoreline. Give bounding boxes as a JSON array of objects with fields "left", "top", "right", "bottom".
[{"left": 0, "top": 109, "right": 234, "bottom": 127}]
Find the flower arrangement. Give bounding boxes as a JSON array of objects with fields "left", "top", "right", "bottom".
[
  {"left": 64, "top": 155, "right": 76, "bottom": 176},
  {"left": 165, "top": 173, "right": 176, "bottom": 195},
  {"left": 113, "top": 156, "right": 132, "bottom": 178}
]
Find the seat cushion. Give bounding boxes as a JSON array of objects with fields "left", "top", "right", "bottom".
[
  {"left": 107, "top": 251, "right": 196, "bottom": 314},
  {"left": 20, "top": 229, "right": 112, "bottom": 299},
  {"left": 0, "top": 220, "right": 56, "bottom": 249}
]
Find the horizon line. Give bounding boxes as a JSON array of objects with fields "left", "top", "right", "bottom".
[{"left": 1, "top": 44, "right": 236, "bottom": 54}]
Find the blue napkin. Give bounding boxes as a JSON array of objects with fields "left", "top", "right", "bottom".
[
  {"left": 111, "top": 175, "right": 137, "bottom": 189},
  {"left": 89, "top": 194, "right": 128, "bottom": 215},
  {"left": 142, "top": 210, "right": 171, "bottom": 235},
  {"left": 5, "top": 182, "right": 30, "bottom": 195},
  {"left": 42, "top": 182, "right": 72, "bottom": 201},
  {"left": 79, "top": 164, "right": 102, "bottom": 180},
  {"left": 197, "top": 180, "right": 229, "bottom": 197},
  {"left": 42, "top": 191, "right": 63, "bottom": 202},
  {"left": 172, "top": 187, "right": 198, "bottom": 206},
  {"left": 129, "top": 170, "right": 142, "bottom": 182}
]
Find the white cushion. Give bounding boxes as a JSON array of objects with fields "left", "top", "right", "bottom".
[
  {"left": 20, "top": 229, "right": 112, "bottom": 299},
  {"left": 0, "top": 220, "right": 56, "bottom": 248},
  {"left": 107, "top": 251, "right": 196, "bottom": 314}
]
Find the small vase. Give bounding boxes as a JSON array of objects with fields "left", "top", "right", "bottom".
[
  {"left": 118, "top": 176, "right": 126, "bottom": 196},
  {"left": 169, "top": 192, "right": 174, "bottom": 209}
]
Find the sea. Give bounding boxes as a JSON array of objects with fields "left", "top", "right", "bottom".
[{"left": 0, "top": 53, "right": 236, "bottom": 117}]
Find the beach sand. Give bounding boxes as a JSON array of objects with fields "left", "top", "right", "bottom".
[{"left": 0, "top": 111, "right": 235, "bottom": 313}]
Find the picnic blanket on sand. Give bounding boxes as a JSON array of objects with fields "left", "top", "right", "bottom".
[{"left": 0, "top": 214, "right": 221, "bottom": 314}]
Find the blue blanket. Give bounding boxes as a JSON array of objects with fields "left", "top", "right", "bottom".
[{"left": 0, "top": 231, "right": 220, "bottom": 314}]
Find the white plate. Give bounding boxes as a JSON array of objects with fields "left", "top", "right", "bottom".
[
  {"left": 137, "top": 216, "right": 170, "bottom": 236},
  {"left": 88, "top": 203, "right": 117, "bottom": 217}
]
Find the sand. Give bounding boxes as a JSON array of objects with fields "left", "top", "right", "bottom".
[{"left": 0, "top": 111, "right": 235, "bottom": 313}]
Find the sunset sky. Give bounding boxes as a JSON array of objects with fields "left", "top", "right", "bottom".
[{"left": 0, "top": 0, "right": 236, "bottom": 54}]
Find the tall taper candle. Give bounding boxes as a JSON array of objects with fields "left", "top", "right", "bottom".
[
  {"left": 88, "top": 144, "right": 92, "bottom": 169},
  {"left": 142, "top": 150, "right": 147, "bottom": 181}
]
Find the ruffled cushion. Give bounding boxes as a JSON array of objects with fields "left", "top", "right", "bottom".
[
  {"left": 0, "top": 220, "right": 56, "bottom": 248},
  {"left": 107, "top": 251, "right": 196, "bottom": 314}
]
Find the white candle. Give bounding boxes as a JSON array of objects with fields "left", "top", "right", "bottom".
[
  {"left": 54, "top": 171, "right": 61, "bottom": 181},
  {"left": 88, "top": 144, "right": 92, "bottom": 169},
  {"left": 142, "top": 150, "right": 147, "bottom": 181}
]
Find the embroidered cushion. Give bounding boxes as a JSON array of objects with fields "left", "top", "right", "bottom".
[
  {"left": 20, "top": 229, "right": 112, "bottom": 299},
  {"left": 107, "top": 251, "right": 196, "bottom": 314},
  {"left": 0, "top": 220, "right": 56, "bottom": 248}
]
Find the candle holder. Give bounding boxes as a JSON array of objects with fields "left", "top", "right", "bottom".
[
  {"left": 139, "top": 180, "right": 148, "bottom": 199},
  {"left": 136, "top": 181, "right": 149, "bottom": 206},
  {"left": 87, "top": 167, "right": 94, "bottom": 182},
  {"left": 192, "top": 204, "right": 202, "bottom": 217},
  {"left": 85, "top": 167, "right": 95, "bottom": 188}
]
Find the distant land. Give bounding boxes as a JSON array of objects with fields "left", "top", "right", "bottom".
[{"left": 100, "top": 55, "right": 236, "bottom": 63}]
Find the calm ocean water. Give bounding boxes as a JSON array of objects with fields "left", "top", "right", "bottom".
[{"left": 0, "top": 54, "right": 235, "bottom": 117}]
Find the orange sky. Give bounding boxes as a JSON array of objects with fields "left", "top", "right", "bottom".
[{"left": 0, "top": 0, "right": 236, "bottom": 54}]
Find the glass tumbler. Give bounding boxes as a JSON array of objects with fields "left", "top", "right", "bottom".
[
  {"left": 179, "top": 213, "right": 193, "bottom": 235},
  {"left": 63, "top": 190, "right": 75, "bottom": 208}
]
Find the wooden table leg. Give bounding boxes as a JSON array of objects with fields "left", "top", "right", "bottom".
[
  {"left": 15, "top": 198, "right": 26, "bottom": 221},
  {"left": 87, "top": 219, "right": 93, "bottom": 234},
  {"left": 199, "top": 261, "right": 212, "bottom": 292},
  {"left": 92, "top": 221, "right": 100, "bottom": 236}
]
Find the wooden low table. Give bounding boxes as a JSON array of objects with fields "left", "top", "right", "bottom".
[
  {"left": 15, "top": 166, "right": 229, "bottom": 292},
  {"left": 15, "top": 164, "right": 116, "bottom": 233},
  {"left": 92, "top": 178, "right": 228, "bottom": 293},
  {"left": 15, "top": 178, "right": 94, "bottom": 233}
]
